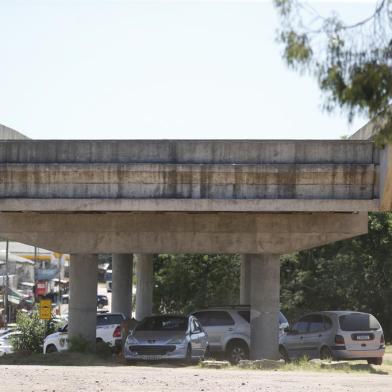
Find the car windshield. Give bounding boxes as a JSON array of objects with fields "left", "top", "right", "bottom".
[
  {"left": 136, "top": 316, "right": 188, "bottom": 331},
  {"left": 339, "top": 313, "right": 380, "bottom": 331}
]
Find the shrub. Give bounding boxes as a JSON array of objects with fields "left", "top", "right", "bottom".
[
  {"left": 11, "top": 311, "right": 46, "bottom": 353},
  {"left": 68, "top": 335, "right": 92, "bottom": 353}
]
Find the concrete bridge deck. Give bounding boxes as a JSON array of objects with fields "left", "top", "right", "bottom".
[{"left": 0, "top": 139, "right": 382, "bottom": 212}]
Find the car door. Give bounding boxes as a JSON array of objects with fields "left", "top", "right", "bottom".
[
  {"left": 284, "top": 316, "right": 310, "bottom": 358},
  {"left": 305, "top": 314, "right": 327, "bottom": 358},
  {"left": 193, "top": 311, "right": 235, "bottom": 352},
  {"left": 189, "top": 318, "right": 203, "bottom": 356}
]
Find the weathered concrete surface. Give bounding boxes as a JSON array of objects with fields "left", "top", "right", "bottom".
[
  {"left": 135, "top": 254, "right": 153, "bottom": 321},
  {"left": 68, "top": 254, "right": 98, "bottom": 346},
  {"left": 249, "top": 254, "right": 280, "bottom": 360},
  {"left": 0, "top": 212, "right": 368, "bottom": 254},
  {"left": 0, "top": 139, "right": 382, "bottom": 212},
  {"left": 111, "top": 254, "right": 133, "bottom": 317},
  {"left": 0, "top": 163, "right": 378, "bottom": 199},
  {"left": 240, "top": 255, "right": 251, "bottom": 305},
  {"left": 0, "top": 140, "right": 378, "bottom": 164},
  {"left": 0, "top": 198, "right": 379, "bottom": 212}
]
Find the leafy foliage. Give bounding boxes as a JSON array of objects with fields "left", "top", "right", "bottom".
[
  {"left": 153, "top": 254, "right": 240, "bottom": 315},
  {"left": 274, "top": 0, "right": 392, "bottom": 143},
  {"left": 68, "top": 335, "right": 92, "bottom": 353},
  {"left": 11, "top": 311, "right": 46, "bottom": 353},
  {"left": 281, "top": 213, "right": 392, "bottom": 342}
]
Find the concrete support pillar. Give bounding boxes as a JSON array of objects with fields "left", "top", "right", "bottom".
[
  {"left": 135, "top": 254, "right": 154, "bottom": 321},
  {"left": 240, "top": 255, "right": 251, "bottom": 305},
  {"left": 111, "top": 254, "right": 133, "bottom": 318},
  {"left": 69, "top": 254, "right": 98, "bottom": 348},
  {"left": 249, "top": 254, "right": 280, "bottom": 360}
]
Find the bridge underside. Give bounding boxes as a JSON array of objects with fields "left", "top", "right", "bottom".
[{"left": 0, "top": 211, "right": 368, "bottom": 254}]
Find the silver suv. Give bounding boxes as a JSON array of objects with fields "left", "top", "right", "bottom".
[
  {"left": 279, "top": 311, "right": 385, "bottom": 365},
  {"left": 192, "top": 306, "right": 289, "bottom": 364}
]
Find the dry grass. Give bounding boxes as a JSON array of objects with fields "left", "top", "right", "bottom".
[{"left": 280, "top": 357, "right": 391, "bottom": 375}]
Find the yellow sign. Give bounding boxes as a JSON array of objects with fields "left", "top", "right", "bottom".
[{"left": 39, "top": 299, "right": 52, "bottom": 320}]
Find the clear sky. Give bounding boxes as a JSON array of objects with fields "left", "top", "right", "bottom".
[{"left": 0, "top": 0, "right": 377, "bottom": 140}]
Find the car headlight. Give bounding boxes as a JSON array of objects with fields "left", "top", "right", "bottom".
[
  {"left": 167, "top": 337, "right": 186, "bottom": 345},
  {"left": 126, "top": 336, "right": 138, "bottom": 344}
]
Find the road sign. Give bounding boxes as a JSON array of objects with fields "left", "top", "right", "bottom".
[{"left": 39, "top": 299, "right": 52, "bottom": 320}]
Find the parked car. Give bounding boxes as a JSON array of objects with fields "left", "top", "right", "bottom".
[
  {"left": 279, "top": 311, "right": 385, "bottom": 365},
  {"left": 0, "top": 331, "right": 21, "bottom": 356},
  {"left": 43, "top": 312, "right": 125, "bottom": 353},
  {"left": 97, "top": 295, "right": 109, "bottom": 309},
  {"left": 192, "top": 306, "right": 289, "bottom": 364},
  {"left": 123, "top": 315, "right": 209, "bottom": 362}
]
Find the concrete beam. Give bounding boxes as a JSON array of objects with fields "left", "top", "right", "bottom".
[
  {"left": 249, "top": 254, "right": 280, "bottom": 360},
  {"left": 240, "top": 255, "right": 251, "bottom": 305},
  {"left": 135, "top": 254, "right": 154, "bottom": 321},
  {"left": 0, "top": 212, "right": 368, "bottom": 254},
  {"left": 0, "top": 140, "right": 377, "bottom": 164},
  {"left": 68, "top": 254, "right": 98, "bottom": 348},
  {"left": 0, "top": 163, "right": 378, "bottom": 200},
  {"left": 0, "top": 198, "right": 379, "bottom": 212},
  {"left": 111, "top": 254, "right": 133, "bottom": 318}
]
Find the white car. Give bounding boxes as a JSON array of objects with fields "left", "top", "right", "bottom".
[
  {"left": 192, "top": 306, "right": 289, "bottom": 364},
  {"left": 0, "top": 331, "right": 21, "bottom": 356},
  {"left": 43, "top": 313, "right": 125, "bottom": 353}
]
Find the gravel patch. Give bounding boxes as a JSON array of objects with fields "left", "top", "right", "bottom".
[{"left": 1, "top": 365, "right": 392, "bottom": 392}]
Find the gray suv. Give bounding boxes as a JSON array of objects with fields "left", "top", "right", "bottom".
[
  {"left": 279, "top": 311, "right": 385, "bottom": 365},
  {"left": 192, "top": 306, "right": 289, "bottom": 364}
]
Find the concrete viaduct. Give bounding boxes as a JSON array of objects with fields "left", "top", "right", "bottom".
[{"left": 0, "top": 118, "right": 391, "bottom": 360}]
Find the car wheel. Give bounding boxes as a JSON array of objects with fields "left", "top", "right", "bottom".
[
  {"left": 46, "top": 344, "right": 58, "bottom": 354},
  {"left": 226, "top": 341, "right": 249, "bottom": 365},
  {"left": 367, "top": 358, "right": 383, "bottom": 365},
  {"left": 279, "top": 345, "right": 290, "bottom": 363},
  {"left": 185, "top": 344, "right": 192, "bottom": 364},
  {"left": 320, "top": 346, "right": 334, "bottom": 361}
]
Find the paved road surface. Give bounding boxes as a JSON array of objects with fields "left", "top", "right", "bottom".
[{"left": 1, "top": 365, "right": 391, "bottom": 392}]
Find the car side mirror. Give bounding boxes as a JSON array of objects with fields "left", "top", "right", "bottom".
[{"left": 285, "top": 326, "right": 297, "bottom": 334}]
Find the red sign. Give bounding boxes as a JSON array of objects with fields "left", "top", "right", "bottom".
[{"left": 36, "top": 281, "right": 47, "bottom": 296}]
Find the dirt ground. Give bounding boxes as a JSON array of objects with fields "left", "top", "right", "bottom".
[{"left": 1, "top": 364, "right": 392, "bottom": 392}]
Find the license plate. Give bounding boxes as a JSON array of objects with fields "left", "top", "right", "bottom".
[
  {"left": 356, "top": 335, "right": 370, "bottom": 340},
  {"left": 143, "top": 355, "right": 161, "bottom": 360}
]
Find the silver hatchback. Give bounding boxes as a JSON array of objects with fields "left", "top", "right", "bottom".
[
  {"left": 123, "top": 315, "right": 209, "bottom": 362},
  {"left": 279, "top": 311, "right": 385, "bottom": 365}
]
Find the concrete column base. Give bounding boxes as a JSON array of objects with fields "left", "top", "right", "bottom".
[
  {"left": 240, "top": 255, "right": 251, "bottom": 305},
  {"left": 250, "top": 254, "right": 280, "bottom": 360},
  {"left": 111, "top": 254, "right": 133, "bottom": 318},
  {"left": 69, "top": 254, "right": 98, "bottom": 348},
  {"left": 135, "top": 254, "right": 154, "bottom": 321}
]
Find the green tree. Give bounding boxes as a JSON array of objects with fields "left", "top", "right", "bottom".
[
  {"left": 274, "top": 0, "right": 392, "bottom": 144},
  {"left": 153, "top": 254, "right": 240, "bottom": 315}
]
